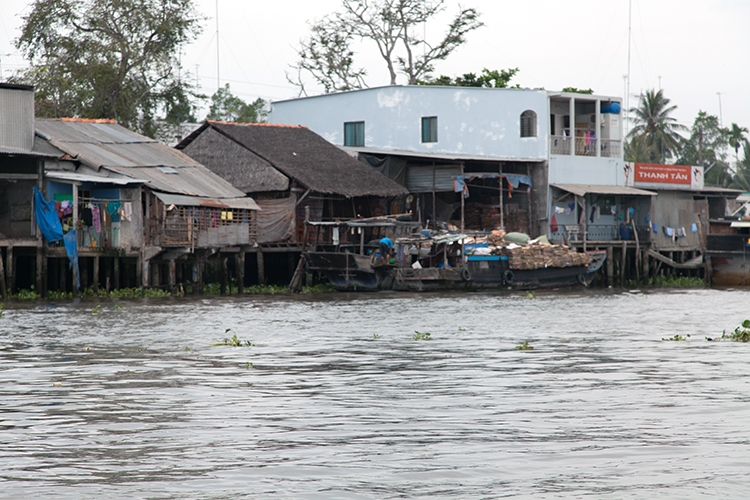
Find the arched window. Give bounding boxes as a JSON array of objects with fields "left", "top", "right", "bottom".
[{"left": 520, "top": 110, "right": 537, "bottom": 138}]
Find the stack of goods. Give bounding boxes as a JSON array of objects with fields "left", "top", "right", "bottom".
[
  {"left": 481, "top": 207, "right": 503, "bottom": 230},
  {"left": 503, "top": 204, "right": 529, "bottom": 234},
  {"left": 463, "top": 203, "right": 483, "bottom": 229},
  {"left": 495, "top": 243, "right": 591, "bottom": 270}
]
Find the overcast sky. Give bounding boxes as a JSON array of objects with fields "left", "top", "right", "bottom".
[{"left": 1, "top": 0, "right": 748, "bottom": 133}]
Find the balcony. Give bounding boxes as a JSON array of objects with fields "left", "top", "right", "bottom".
[
  {"left": 552, "top": 224, "right": 651, "bottom": 244},
  {"left": 549, "top": 136, "right": 621, "bottom": 158}
]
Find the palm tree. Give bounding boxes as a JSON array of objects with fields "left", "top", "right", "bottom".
[
  {"left": 727, "top": 123, "right": 749, "bottom": 164},
  {"left": 628, "top": 89, "right": 687, "bottom": 163}
]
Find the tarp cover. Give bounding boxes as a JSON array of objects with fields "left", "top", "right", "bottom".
[
  {"left": 33, "top": 186, "right": 64, "bottom": 242},
  {"left": 256, "top": 196, "right": 296, "bottom": 243},
  {"left": 63, "top": 230, "right": 80, "bottom": 289}
]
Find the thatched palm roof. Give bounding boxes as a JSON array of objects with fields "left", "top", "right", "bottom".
[{"left": 177, "top": 121, "right": 407, "bottom": 197}]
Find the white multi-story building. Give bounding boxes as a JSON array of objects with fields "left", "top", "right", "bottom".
[{"left": 270, "top": 85, "right": 641, "bottom": 240}]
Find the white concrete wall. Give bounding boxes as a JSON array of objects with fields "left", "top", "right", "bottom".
[
  {"left": 548, "top": 155, "right": 626, "bottom": 185},
  {"left": 270, "top": 86, "right": 549, "bottom": 161}
]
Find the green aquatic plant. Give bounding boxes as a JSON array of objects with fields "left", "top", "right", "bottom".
[
  {"left": 212, "top": 329, "right": 254, "bottom": 347},
  {"left": 663, "top": 334, "right": 690, "bottom": 341},
  {"left": 525, "top": 290, "right": 535, "bottom": 299},
  {"left": 371, "top": 333, "right": 379, "bottom": 340},
  {"left": 710, "top": 320, "right": 750, "bottom": 342},
  {"left": 12, "top": 288, "right": 38, "bottom": 300},
  {"left": 115, "top": 304, "right": 124, "bottom": 311},
  {"left": 0, "top": 303, "right": 3, "bottom": 318},
  {"left": 515, "top": 340, "right": 533, "bottom": 350},
  {"left": 413, "top": 330, "right": 431, "bottom": 341},
  {"left": 91, "top": 304, "right": 101, "bottom": 315},
  {"left": 244, "top": 362, "right": 253, "bottom": 369}
]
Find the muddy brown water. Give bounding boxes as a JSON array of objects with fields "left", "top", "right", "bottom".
[{"left": 1, "top": 288, "right": 750, "bottom": 498}]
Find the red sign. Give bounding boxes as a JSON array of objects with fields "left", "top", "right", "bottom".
[{"left": 634, "top": 163, "right": 691, "bottom": 185}]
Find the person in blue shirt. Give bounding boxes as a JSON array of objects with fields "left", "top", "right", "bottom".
[{"left": 378, "top": 237, "right": 393, "bottom": 260}]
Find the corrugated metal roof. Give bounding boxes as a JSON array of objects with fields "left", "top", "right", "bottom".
[
  {"left": 36, "top": 119, "right": 246, "bottom": 199},
  {"left": 552, "top": 183, "right": 656, "bottom": 197},
  {"left": 46, "top": 171, "right": 147, "bottom": 185},
  {"left": 153, "top": 192, "right": 260, "bottom": 210}
]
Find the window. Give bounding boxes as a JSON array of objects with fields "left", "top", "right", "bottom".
[
  {"left": 344, "top": 121, "right": 365, "bottom": 147},
  {"left": 520, "top": 110, "right": 537, "bottom": 138},
  {"left": 421, "top": 116, "right": 438, "bottom": 143}
]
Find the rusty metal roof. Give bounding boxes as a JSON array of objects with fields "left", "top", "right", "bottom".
[
  {"left": 35, "top": 119, "right": 246, "bottom": 199},
  {"left": 552, "top": 184, "right": 657, "bottom": 197}
]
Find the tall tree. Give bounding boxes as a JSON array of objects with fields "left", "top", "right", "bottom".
[
  {"left": 676, "top": 111, "right": 730, "bottom": 186},
  {"left": 624, "top": 134, "right": 658, "bottom": 163},
  {"left": 627, "top": 89, "right": 686, "bottom": 163},
  {"left": 206, "top": 84, "right": 267, "bottom": 123},
  {"left": 290, "top": 0, "right": 483, "bottom": 94},
  {"left": 15, "top": 0, "right": 202, "bottom": 137},
  {"left": 420, "top": 68, "right": 519, "bottom": 88},
  {"left": 727, "top": 123, "right": 749, "bottom": 164}
]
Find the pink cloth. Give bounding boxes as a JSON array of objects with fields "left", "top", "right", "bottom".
[{"left": 92, "top": 206, "right": 102, "bottom": 233}]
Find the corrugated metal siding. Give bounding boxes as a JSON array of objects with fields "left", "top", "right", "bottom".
[
  {"left": 406, "top": 165, "right": 462, "bottom": 193},
  {"left": 0, "top": 86, "right": 34, "bottom": 152}
]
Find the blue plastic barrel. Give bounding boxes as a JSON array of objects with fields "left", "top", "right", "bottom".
[{"left": 601, "top": 102, "right": 621, "bottom": 114}]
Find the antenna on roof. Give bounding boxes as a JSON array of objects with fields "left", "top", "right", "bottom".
[{"left": 216, "top": 0, "right": 220, "bottom": 90}]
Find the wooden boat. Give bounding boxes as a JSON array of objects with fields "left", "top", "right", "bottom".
[
  {"left": 302, "top": 218, "right": 606, "bottom": 292},
  {"left": 706, "top": 218, "right": 750, "bottom": 286}
]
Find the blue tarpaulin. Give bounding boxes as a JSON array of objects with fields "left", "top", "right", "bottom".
[
  {"left": 34, "top": 186, "right": 80, "bottom": 289},
  {"left": 33, "top": 186, "right": 64, "bottom": 242},
  {"left": 63, "top": 231, "right": 80, "bottom": 290}
]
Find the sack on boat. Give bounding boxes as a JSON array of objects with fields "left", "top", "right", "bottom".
[{"left": 504, "top": 232, "right": 530, "bottom": 244}]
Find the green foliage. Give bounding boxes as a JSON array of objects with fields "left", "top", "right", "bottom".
[
  {"left": 91, "top": 305, "right": 101, "bottom": 315},
  {"left": 371, "top": 333, "right": 379, "bottom": 340},
  {"left": 212, "top": 329, "right": 254, "bottom": 347},
  {"left": 562, "top": 87, "right": 594, "bottom": 94},
  {"left": 11, "top": 289, "right": 38, "bottom": 300},
  {"left": 206, "top": 84, "right": 266, "bottom": 123},
  {"left": 627, "top": 275, "right": 706, "bottom": 288},
  {"left": 515, "top": 340, "right": 533, "bottom": 350},
  {"left": 0, "top": 303, "right": 3, "bottom": 318},
  {"left": 47, "top": 290, "right": 73, "bottom": 299},
  {"left": 413, "top": 330, "right": 432, "bottom": 341},
  {"left": 244, "top": 362, "right": 253, "bottom": 369},
  {"left": 525, "top": 290, "right": 535, "bottom": 299},
  {"left": 291, "top": 0, "right": 483, "bottom": 92},
  {"left": 676, "top": 111, "right": 729, "bottom": 186},
  {"left": 421, "top": 68, "right": 519, "bottom": 88},
  {"left": 713, "top": 320, "right": 750, "bottom": 342},
  {"left": 300, "top": 283, "right": 336, "bottom": 294},
  {"left": 628, "top": 89, "right": 687, "bottom": 163},
  {"left": 663, "top": 334, "right": 690, "bottom": 341},
  {"left": 15, "top": 0, "right": 203, "bottom": 137}
]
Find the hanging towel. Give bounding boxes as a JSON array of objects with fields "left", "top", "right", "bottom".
[
  {"left": 691, "top": 223, "right": 698, "bottom": 233},
  {"left": 652, "top": 222, "right": 658, "bottom": 232},
  {"left": 550, "top": 214, "right": 559, "bottom": 233},
  {"left": 122, "top": 202, "right": 132, "bottom": 221},
  {"left": 107, "top": 201, "right": 121, "bottom": 215}
]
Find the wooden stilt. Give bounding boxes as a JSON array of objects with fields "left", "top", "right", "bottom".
[
  {"left": 114, "top": 256, "right": 120, "bottom": 290},
  {"left": 0, "top": 249, "right": 7, "bottom": 300},
  {"left": 81, "top": 258, "right": 88, "bottom": 291},
  {"left": 36, "top": 246, "right": 44, "bottom": 298},
  {"left": 257, "top": 250, "right": 265, "bottom": 286},
  {"left": 168, "top": 259, "right": 176, "bottom": 295},
  {"left": 6, "top": 246, "right": 13, "bottom": 295},
  {"left": 93, "top": 255, "right": 100, "bottom": 293},
  {"left": 606, "top": 246, "right": 614, "bottom": 287},
  {"left": 237, "top": 250, "right": 245, "bottom": 295},
  {"left": 220, "top": 256, "right": 228, "bottom": 295},
  {"left": 192, "top": 259, "right": 201, "bottom": 296},
  {"left": 59, "top": 258, "right": 67, "bottom": 293},
  {"left": 620, "top": 241, "right": 627, "bottom": 288}
]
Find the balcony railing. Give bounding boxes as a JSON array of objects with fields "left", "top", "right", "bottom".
[
  {"left": 552, "top": 224, "right": 651, "bottom": 243},
  {"left": 549, "top": 136, "right": 621, "bottom": 158}
]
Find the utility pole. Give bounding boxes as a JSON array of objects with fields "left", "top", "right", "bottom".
[
  {"left": 625, "top": 0, "right": 632, "bottom": 136},
  {"left": 216, "top": 0, "right": 220, "bottom": 90},
  {"left": 716, "top": 92, "right": 724, "bottom": 128}
]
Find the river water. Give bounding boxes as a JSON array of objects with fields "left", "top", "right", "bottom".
[{"left": 1, "top": 288, "right": 750, "bottom": 499}]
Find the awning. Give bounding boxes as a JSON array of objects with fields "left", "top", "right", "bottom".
[
  {"left": 552, "top": 183, "right": 656, "bottom": 197},
  {"left": 46, "top": 171, "right": 148, "bottom": 185},
  {"left": 153, "top": 192, "right": 260, "bottom": 210}
]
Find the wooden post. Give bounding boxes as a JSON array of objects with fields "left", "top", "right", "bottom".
[
  {"left": 237, "top": 250, "right": 245, "bottom": 295},
  {"left": 6, "top": 246, "right": 13, "bottom": 295},
  {"left": 220, "top": 256, "right": 228, "bottom": 294},
  {"left": 192, "top": 258, "right": 201, "bottom": 296},
  {"left": 168, "top": 259, "right": 176, "bottom": 295},
  {"left": 256, "top": 251, "right": 265, "bottom": 286},
  {"left": 606, "top": 246, "right": 614, "bottom": 287},
  {"left": 93, "top": 255, "right": 100, "bottom": 293},
  {"left": 641, "top": 249, "right": 650, "bottom": 285},
  {"left": 620, "top": 241, "right": 627, "bottom": 287},
  {"left": 136, "top": 254, "right": 142, "bottom": 290},
  {"left": 59, "top": 258, "right": 67, "bottom": 293},
  {"left": 114, "top": 256, "right": 120, "bottom": 290},
  {"left": 0, "top": 249, "right": 6, "bottom": 300},
  {"left": 36, "top": 246, "right": 44, "bottom": 298},
  {"left": 80, "top": 258, "right": 88, "bottom": 291},
  {"left": 71, "top": 257, "right": 78, "bottom": 298}
]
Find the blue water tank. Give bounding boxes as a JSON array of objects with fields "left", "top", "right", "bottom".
[{"left": 601, "top": 102, "right": 621, "bottom": 114}]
